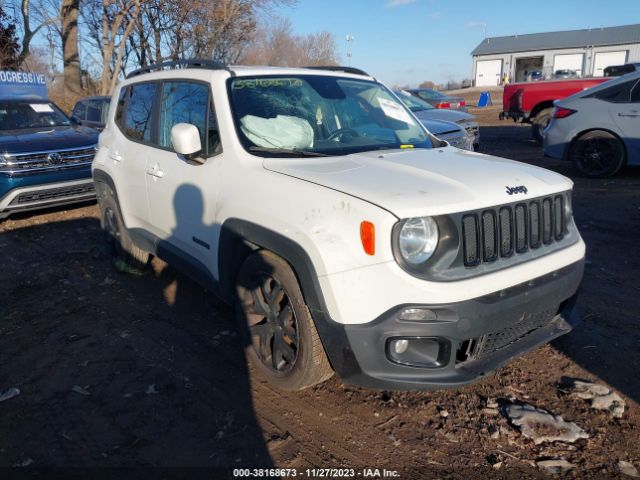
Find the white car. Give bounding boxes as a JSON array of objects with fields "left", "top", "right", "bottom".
[
  {"left": 544, "top": 71, "right": 640, "bottom": 178},
  {"left": 93, "top": 62, "right": 585, "bottom": 391}
]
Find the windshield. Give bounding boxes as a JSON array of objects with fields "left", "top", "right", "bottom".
[
  {"left": 0, "top": 101, "right": 71, "bottom": 130},
  {"left": 228, "top": 75, "right": 433, "bottom": 156},
  {"left": 412, "top": 89, "right": 446, "bottom": 101},
  {"left": 394, "top": 90, "right": 435, "bottom": 112}
]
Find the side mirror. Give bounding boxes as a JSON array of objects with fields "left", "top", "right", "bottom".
[{"left": 171, "top": 123, "right": 203, "bottom": 160}]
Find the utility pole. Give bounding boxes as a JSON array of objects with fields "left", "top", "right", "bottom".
[{"left": 346, "top": 35, "right": 355, "bottom": 66}]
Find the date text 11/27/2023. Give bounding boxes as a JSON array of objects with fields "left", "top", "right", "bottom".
[{"left": 232, "top": 468, "right": 401, "bottom": 478}]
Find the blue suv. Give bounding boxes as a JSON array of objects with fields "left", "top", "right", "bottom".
[{"left": 0, "top": 71, "right": 99, "bottom": 220}]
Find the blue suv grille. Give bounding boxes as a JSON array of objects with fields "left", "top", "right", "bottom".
[{"left": 0, "top": 145, "right": 96, "bottom": 175}]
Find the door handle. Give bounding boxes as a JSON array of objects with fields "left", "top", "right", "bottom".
[
  {"left": 618, "top": 112, "right": 639, "bottom": 117},
  {"left": 146, "top": 166, "right": 164, "bottom": 178},
  {"left": 110, "top": 151, "right": 123, "bottom": 162}
]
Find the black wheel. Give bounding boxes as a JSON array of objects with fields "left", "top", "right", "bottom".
[
  {"left": 531, "top": 107, "right": 553, "bottom": 144},
  {"left": 236, "top": 250, "right": 333, "bottom": 390},
  {"left": 97, "top": 183, "right": 150, "bottom": 274},
  {"left": 569, "top": 130, "right": 626, "bottom": 178}
]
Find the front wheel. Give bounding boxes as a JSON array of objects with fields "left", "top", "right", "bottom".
[
  {"left": 569, "top": 130, "right": 626, "bottom": 178},
  {"left": 235, "top": 250, "right": 334, "bottom": 390}
]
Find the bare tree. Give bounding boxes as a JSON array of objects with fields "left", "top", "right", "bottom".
[
  {"left": 83, "top": 0, "right": 145, "bottom": 94},
  {"left": 240, "top": 17, "right": 340, "bottom": 67},
  {"left": 418, "top": 80, "right": 436, "bottom": 89},
  {"left": 61, "top": 0, "right": 81, "bottom": 96},
  {"left": 298, "top": 30, "right": 339, "bottom": 66},
  {"left": 15, "top": 0, "right": 44, "bottom": 65}
]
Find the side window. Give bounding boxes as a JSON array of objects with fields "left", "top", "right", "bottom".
[
  {"left": 593, "top": 80, "right": 636, "bottom": 103},
  {"left": 72, "top": 101, "right": 86, "bottom": 121},
  {"left": 86, "top": 101, "right": 102, "bottom": 122},
  {"left": 630, "top": 80, "right": 640, "bottom": 103},
  {"left": 158, "top": 82, "right": 209, "bottom": 152},
  {"left": 124, "top": 82, "right": 157, "bottom": 142}
]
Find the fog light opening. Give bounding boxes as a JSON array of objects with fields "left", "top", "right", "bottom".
[{"left": 386, "top": 337, "right": 451, "bottom": 368}]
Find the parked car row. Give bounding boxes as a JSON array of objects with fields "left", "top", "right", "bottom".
[
  {"left": 394, "top": 90, "right": 479, "bottom": 151},
  {"left": 499, "top": 63, "right": 639, "bottom": 178},
  {"left": 543, "top": 70, "right": 640, "bottom": 177},
  {"left": 0, "top": 68, "right": 487, "bottom": 222}
]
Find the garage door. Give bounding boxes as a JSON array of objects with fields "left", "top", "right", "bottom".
[
  {"left": 593, "top": 51, "right": 628, "bottom": 77},
  {"left": 553, "top": 53, "right": 584, "bottom": 76},
  {"left": 476, "top": 60, "right": 502, "bottom": 87}
]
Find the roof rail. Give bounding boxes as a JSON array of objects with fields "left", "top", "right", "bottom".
[
  {"left": 126, "top": 59, "right": 231, "bottom": 79},
  {"left": 304, "top": 66, "right": 370, "bottom": 76}
]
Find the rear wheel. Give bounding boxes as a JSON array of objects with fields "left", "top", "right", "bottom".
[
  {"left": 236, "top": 250, "right": 333, "bottom": 390},
  {"left": 531, "top": 107, "right": 553, "bottom": 144},
  {"left": 98, "top": 184, "right": 150, "bottom": 274},
  {"left": 569, "top": 130, "right": 626, "bottom": 178}
]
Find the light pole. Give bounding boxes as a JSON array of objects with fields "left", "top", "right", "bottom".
[{"left": 346, "top": 35, "right": 355, "bottom": 66}]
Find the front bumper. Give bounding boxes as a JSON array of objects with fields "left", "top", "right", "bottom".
[
  {"left": 322, "top": 259, "right": 583, "bottom": 390},
  {"left": 0, "top": 169, "right": 95, "bottom": 219}
]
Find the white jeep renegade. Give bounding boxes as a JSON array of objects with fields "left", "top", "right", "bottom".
[{"left": 93, "top": 61, "right": 585, "bottom": 391}]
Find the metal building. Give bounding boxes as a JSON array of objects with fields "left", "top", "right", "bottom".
[{"left": 471, "top": 24, "right": 640, "bottom": 86}]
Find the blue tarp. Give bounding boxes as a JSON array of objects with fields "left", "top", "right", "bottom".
[
  {"left": 0, "top": 71, "right": 48, "bottom": 100},
  {"left": 477, "top": 91, "right": 492, "bottom": 108}
]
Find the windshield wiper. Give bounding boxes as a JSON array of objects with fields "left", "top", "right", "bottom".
[{"left": 248, "top": 146, "right": 328, "bottom": 157}]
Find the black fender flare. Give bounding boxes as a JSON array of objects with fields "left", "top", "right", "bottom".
[
  {"left": 92, "top": 169, "right": 119, "bottom": 202},
  {"left": 218, "top": 218, "right": 361, "bottom": 379}
]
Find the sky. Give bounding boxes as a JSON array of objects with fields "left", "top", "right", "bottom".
[{"left": 274, "top": 0, "right": 640, "bottom": 87}]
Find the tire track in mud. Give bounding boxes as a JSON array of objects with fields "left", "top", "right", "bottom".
[{"left": 251, "top": 381, "right": 374, "bottom": 468}]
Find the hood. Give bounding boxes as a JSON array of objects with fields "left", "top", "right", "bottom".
[
  {"left": 0, "top": 126, "right": 99, "bottom": 154},
  {"left": 413, "top": 108, "right": 474, "bottom": 124},
  {"left": 422, "top": 119, "right": 462, "bottom": 136},
  {"left": 264, "top": 148, "right": 572, "bottom": 219}
]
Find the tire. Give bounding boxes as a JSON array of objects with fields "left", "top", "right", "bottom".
[
  {"left": 569, "top": 130, "right": 626, "bottom": 178},
  {"left": 97, "top": 183, "right": 150, "bottom": 274},
  {"left": 235, "top": 250, "right": 334, "bottom": 390},
  {"left": 531, "top": 108, "right": 553, "bottom": 144}
]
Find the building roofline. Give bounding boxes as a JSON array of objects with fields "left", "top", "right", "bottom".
[{"left": 471, "top": 23, "right": 640, "bottom": 56}]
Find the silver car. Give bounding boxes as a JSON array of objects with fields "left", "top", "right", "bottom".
[
  {"left": 544, "top": 71, "right": 640, "bottom": 177},
  {"left": 423, "top": 118, "right": 473, "bottom": 151},
  {"left": 394, "top": 90, "right": 480, "bottom": 150}
]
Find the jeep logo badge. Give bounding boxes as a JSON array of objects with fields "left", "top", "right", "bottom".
[
  {"left": 46, "top": 152, "right": 62, "bottom": 164},
  {"left": 506, "top": 185, "right": 528, "bottom": 195}
]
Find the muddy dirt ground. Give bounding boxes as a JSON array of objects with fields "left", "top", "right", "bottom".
[{"left": 1, "top": 105, "right": 639, "bottom": 479}]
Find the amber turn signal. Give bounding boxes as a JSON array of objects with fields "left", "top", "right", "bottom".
[{"left": 360, "top": 221, "right": 375, "bottom": 256}]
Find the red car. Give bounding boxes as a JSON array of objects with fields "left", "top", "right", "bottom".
[{"left": 500, "top": 78, "right": 609, "bottom": 143}]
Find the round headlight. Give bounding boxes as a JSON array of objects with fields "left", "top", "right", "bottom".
[{"left": 398, "top": 217, "right": 439, "bottom": 265}]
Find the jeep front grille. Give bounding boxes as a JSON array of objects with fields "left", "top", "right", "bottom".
[
  {"left": 462, "top": 195, "right": 566, "bottom": 267},
  {"left": 0, "top": 145, "right": 97, "bottom": 175}
]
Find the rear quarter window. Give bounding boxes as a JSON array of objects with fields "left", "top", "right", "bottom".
[{"left": 591, "top": 79, "right": 638, "bottom": 103}]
